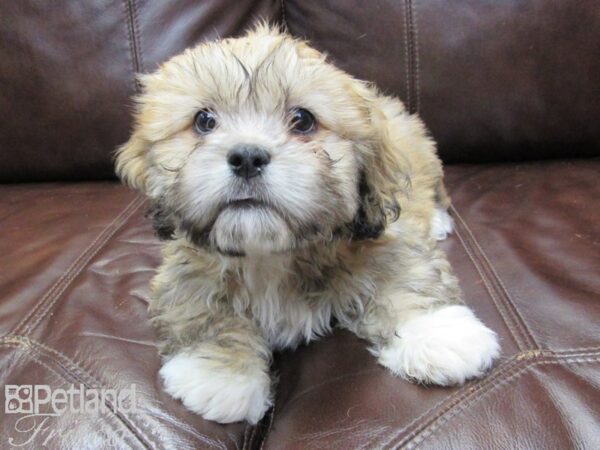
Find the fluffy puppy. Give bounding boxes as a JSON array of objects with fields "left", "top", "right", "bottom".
[{"left": 116, "top": 25, "right": 500, "bottom": 424}]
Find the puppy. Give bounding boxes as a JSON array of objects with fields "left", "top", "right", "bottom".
[{"left": 116, "top": 24, "right": 500, "bottom": 425}]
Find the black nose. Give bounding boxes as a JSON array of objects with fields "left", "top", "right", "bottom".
[{"left": 227, "top": 145, "right": 271, "bottom": 179}]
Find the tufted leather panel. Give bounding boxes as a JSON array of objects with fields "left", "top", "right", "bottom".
[{"left": 0, "top": 0, "right": 280, "bottom": 182}]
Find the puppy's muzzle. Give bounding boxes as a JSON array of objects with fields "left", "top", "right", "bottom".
[{"left": 227, "top": 145, "right": 271, "bottom": 180}]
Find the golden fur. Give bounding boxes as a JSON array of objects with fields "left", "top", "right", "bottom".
[{"left": 116, "top": 25, "right": 500, "bottom": 425}]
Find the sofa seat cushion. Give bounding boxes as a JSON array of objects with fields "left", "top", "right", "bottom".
[
  {"left": 1, "top": 159, "right": 598, "bottom": 448},
  {"left": 263, "top": 159, "right": 600, "bottom": 449}
]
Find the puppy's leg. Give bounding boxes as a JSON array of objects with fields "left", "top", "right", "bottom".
[
  {"left": 356, "top": 242, "right": 500, "bottom": 386},
  {"left": 158, "top": 315, "right": 272, "bottom": 424},
  {"left": 151, "top": 245, "right": 272, "bottom": 424}
]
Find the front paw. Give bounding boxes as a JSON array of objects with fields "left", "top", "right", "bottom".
[
  {"left": 378, "top": 305, "right": 500, "bottom": 386},
  {"left": 159, "top": 352, "right": 272, "bottom": 424}
]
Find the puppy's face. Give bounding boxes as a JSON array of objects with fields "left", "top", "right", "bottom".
[{"left": 117, "top": 26, "right": 400, "bottom": 255}]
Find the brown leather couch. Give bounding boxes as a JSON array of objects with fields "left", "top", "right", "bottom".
[{"left": 1, "top": 1, "right": 599, "bottom": 449}]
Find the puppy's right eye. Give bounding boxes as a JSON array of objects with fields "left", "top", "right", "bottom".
[{"left": 194, "top": 109, "right": 217, "bottom": 134}]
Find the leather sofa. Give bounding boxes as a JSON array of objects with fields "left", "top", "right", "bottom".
[{"left": 1, "top": 1, "right": 598, "bottom": 448}]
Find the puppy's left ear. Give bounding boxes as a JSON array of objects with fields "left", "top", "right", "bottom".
[
  {"left": 115, "top": 131, "right": 150, "bottom": 192},
  {"left": 350, "top": 84, "right": 408, "bottom": 240}
]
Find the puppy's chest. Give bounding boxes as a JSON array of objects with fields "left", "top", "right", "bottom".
[{"left": 231, "top": 256, "right": 372, "bottom": 349}]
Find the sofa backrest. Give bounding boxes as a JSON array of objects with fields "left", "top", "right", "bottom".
[{"left": 1, "top": 0, "right": 598, "bottom": 182}]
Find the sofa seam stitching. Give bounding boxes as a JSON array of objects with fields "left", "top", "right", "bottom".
[
  {"left": 463, "top": 214, "right": 539, "bottom": 348},
  {"left": 21, "top": 196, "right": 145, "bottom": 336},
  {"left": 280, "top": 0, "right": 288, "bottom": 31},
  {"left": 258, "top": 397, "right": 276, "bottom": 450},
  {"left": 124, "top": 0, "right": 143, "bottom": 91},
  {"left": 0, "top": 337, "right": 157, "bottom": 447},
  {"left": 245, "top": 423, "right": 258, "bottom": 450},
  {"left": 450, "top": 207, "right": 526, "bottom": 350},
  {"left": 411, "top": 0, "right": 420, "bottom": 112},
  {"left": 2, "top": 344, "right": 145, "bottom": 449},
  {"left": 402, "top": 0, "right": 411, "bottom": 111},
  {"left": 0, "top": 339, "right": 154, "bottom": 450},
  {"left": 406, "top": 354, "right": 600, "bottom": 449},
  {"left": 451, "top": 205, "right": 538, "bottom": 349},
  {"left": 4, "top": 335, "right": 245, "bottom": 448},
  {"left": 383, "top": 348, "right": 600, "bottom": 449},
  {"left": 403, "top": 0, "right": 418, "bottom": 113},
  {"left": 242, "top": 425, "right": 251, "bottom": 450},
  {"left": 380, "top": 353, "right": 528, "bottom": 448},
  {"left": 10, "top": 194, "right": 143, "bottom": 336},
  {"left": 122, "top": 0, "right": 135, "bottom": 90},
  {"left": 14, "top": 195, "right": 141, "bottom": 334},
  {"left": 130, "top": 0, "right": 145, "bottom": 73}
]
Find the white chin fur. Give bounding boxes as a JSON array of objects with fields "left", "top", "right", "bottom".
[
  {"left": 159, "top": 352, "right": 272, "bottom": 424},
  {"left": 211, "top": 207, "right": 293, "bottom": 254},
  {"left": 378, "top": 305, "right": 500, "bottom": 386},
  {"left": 431, "top": 207, "right": 454, "bottom": 241}
]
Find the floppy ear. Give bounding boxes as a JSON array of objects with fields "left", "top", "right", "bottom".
[
  {"left": 115, "top": 131, "right": 150, "bottom": 192},
  {"left": 350, "top": 87, "right": 408, "bottom": 240}
]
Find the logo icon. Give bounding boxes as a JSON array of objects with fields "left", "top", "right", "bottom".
[{"left": 5, "top": 385, "right": 33, "bottom": 414}]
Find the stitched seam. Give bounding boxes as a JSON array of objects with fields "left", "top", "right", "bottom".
[
  {"left": 258, "top": 400, "right": 276, "bottom": 450},
  {"left": 124, "top": 0, "right": 143, "bottom": 91},
  {"left": 242, "top": 425, "right": 252, "bottom": 450},
  {"left": 412, "top": 0, "right": 420, "bottom": 113},
  {"left": 403, "top": 0, "right": 418, "bottom": 113},
  {"left": 0, "top": 340, "right": 154, "bottom": 449},
  {"left": 243, "top": 423, "right": 259, "bottom": 450},
  {"left": 464, "top": 216, "right": 539, "bottom": 348},
  {"left": 11, "top": 194, "right": 142, "bottom": 334},
  {"left": 242, "top": 425, "right": 250, "bottom": 450},
  {"left": 382, "top": 349, "right": 600, "bottom": 449},
  {"left": 384, "top": 347, "right": 600, "bottom": 448},
  {"left": 10, "top": 195, "right": 143, "bottom": 336},
  {"left": 380, "top": 353, "right": 529, "bottom": 448},
  {"left": 280, "top": 0, "right": 288, "bottom": 31},
  {"left": 451, "top": 205, "right": 538, "bottom": 349},
  {"left": 402, "top": 0, "right": 411, "bottom": 111},
  {"left": 1, "top": 343, "right": 146, "bottom": 449},
  {"left": 407, "top": 354, "right": 600, "bottom": 449},
  {"left": 451, "top": 208, "right": 527, "bottom": 350},
  {"left": 130, "top": 0, "right": 145, "bottom": 73},
  {"left": 0, "top": 337, "right": 157, "bottom": 448},
  {"left": 451, "top": 205, "right": 533, "bottom": 349},
  {"left": 555, "top": 346, "right": 600, "bottom": 354},
  {"left": 453, "top": 206, "right": 537, "bottom": 348},
  {"left": 249, "top": 424, "right": 259, "bottom": 450},
  {"left": 20, "top": 196, "right": 145, "bottom": 336}
]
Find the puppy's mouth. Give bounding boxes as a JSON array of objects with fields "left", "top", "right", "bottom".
[{"left": 225, "top": 198, "right": 268, "bottom": 209}]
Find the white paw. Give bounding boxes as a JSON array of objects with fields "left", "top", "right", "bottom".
[
  {"left": 159, "top": 352, "right": 272, "bottom": 424},
  {"left": 378, "top": 305, "right": 500, "bottom": 386},
  {"left": 431, "top": 206, "right": 454, "bottom": 241}
]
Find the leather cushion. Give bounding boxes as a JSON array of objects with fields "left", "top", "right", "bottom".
[
  {"left": 1, "top": 159, "right": 598, "bottom": 448},
  {"left": 2, "top": 1, "right": 599, "bottom": 182},
  {"left": 0, "top": 0, "right": 280, "bottom": 182},
  {"left": 285, "top": 0, "right": 600, "bottom": 163}
]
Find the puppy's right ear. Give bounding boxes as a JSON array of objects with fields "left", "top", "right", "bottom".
[{"left": 115, "top": 131, "right": 149, "bottom": 192}]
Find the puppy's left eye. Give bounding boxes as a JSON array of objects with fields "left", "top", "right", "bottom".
[
  {"left": 194, "top": 109, "right": 217, "bottom": 134},
  {"left": 290, "top": 108, "right": 316, "bottom": 134}
]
